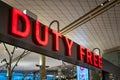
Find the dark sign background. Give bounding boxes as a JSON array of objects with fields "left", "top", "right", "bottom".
[{"left": 0, "top": 1, "right": 120, "bottom": 76}]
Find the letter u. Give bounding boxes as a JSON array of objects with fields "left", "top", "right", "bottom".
[{"left": 33, "top": 20, "right": 48, "bottom": 46}]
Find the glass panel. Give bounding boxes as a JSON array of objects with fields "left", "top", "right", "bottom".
[{"left": 76, "top": 66, "right": 89, "bottom": 80}]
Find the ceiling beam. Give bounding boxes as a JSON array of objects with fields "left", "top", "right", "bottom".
[
  {"left": 104, "top": 46, "right": 120, "bottom": 54},
  {"left": 60, "top": 0, "right": 120, "bottom": 35}
]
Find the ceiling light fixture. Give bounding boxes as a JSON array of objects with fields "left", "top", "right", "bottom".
[
  {"left": 101, "top": 3, "right": 104, "bottom": 6},
  {"left": 23, "top": 10, "right": 27, "bottom": 14}
]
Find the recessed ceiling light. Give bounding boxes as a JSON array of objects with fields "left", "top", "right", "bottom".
[
  {"left": 23, "top": 10, "right": 27, "bottom": 14},
  {"left": 101, "top": 4, "right": 104, "bottom": 6}
]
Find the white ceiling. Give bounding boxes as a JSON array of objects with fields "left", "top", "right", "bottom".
[
  {"left": 0, "top": 0, "right": 120, "bottom": 71},
  {"left": 2, "top": 0, "right": 105, "bottom": 30},
  {"left": 0, "top": 43, "right": 64, "bottom": 71}
]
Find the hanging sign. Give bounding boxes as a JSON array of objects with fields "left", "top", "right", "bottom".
[{"left": 0, "top": 1, "right": 102, "bottom": 70}]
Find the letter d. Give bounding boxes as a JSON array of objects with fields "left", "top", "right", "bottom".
[{"left": 10, "top": 8, "right": 30, "bottom": 37}]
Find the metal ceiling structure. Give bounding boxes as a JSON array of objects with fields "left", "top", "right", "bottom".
[
  {"left": 0, "top": 0, "right": 120, "bottom": 71},
  {"left": 60, "top": 0, "right": 120, "bottom": 35}
]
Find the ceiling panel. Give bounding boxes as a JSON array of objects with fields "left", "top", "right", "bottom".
[
  {"left": 0, "top": 43, "right": 64, "bottom": 71},
  {"left": 2, "top": 0, "right": 106, "bottom": 30},
  {"left": 66, "top": 3, "right": 120, "bottom": 52}
]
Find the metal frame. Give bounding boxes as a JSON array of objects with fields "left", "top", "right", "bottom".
[{"left": 60, "top": 0, "right": 120, "bottom": 35}]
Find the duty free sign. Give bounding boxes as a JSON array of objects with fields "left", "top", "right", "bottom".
[{"left": 0, "top": 1, "right": 102, "bottom": 71}]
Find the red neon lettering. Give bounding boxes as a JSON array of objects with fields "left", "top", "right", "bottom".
[
  {"left": 85, "top": 49, "right": 93, "bottom": 65},
  {"left": 10, "top": 8, "right": 30, "bottom": 37},
  {"left": 51, "top": 30, "right": 62, "bottom": 51},
  {"left": 9, "top": 7, "right": 103, "bottom": 69},
  {"left": 77, "top": 45, "right": 85, "bottom": 60},
  {"left": 63, "top": 37, "right": 73, "bottom": 56},
  {"left": 93, "top": 53, "right": 98, "bottom": 67},
  {"left": 98, "top": 56, "right": 103, "bottom": 69},
  {"left": 33, "top": 20, "right": 48, "bottom": 46}
]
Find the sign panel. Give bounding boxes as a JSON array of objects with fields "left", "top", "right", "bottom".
[
  {"left": 76, "top": 66, "right": 89, "bottom": 80},
  {"left": 0, "top": 1, "right": 103, "bottom": 71}
]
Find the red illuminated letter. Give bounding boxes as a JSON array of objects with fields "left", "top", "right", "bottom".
[
  {"left": 85, "top": 49, "right": 93, "bottom": 65},
  {"left": 93, "top": 53, "right": 98, "bottom": 67},
  {"left": 77, "top": 45, "right": 85, "bottom": 60},
  {"left": 33, "top": 20, "right": 48, "bottom": 46},
  {"left": 10, "top": 8, "right": 30, "bottom": 37},
  {"left": 51, "top": 30, "right": 62, "bottom": 51},
  {"left": 63, "top": 37, "right": 73, "bottom": 56},
  {"left": 98, "top": 56, "right": 103, "bottom": 69}
]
